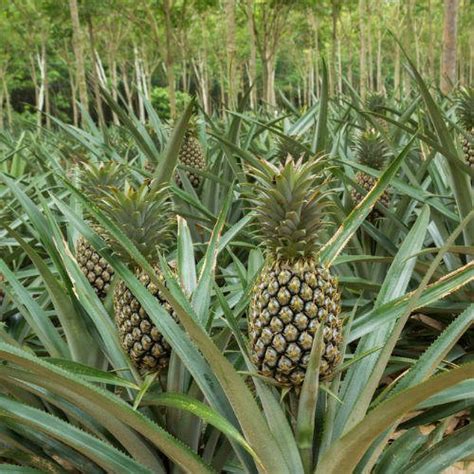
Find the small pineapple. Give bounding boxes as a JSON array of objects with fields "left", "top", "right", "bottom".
[
  {"left": 456, "top": 87, "right": 474, "bottom": 168},
  {"left": 275, "top": 136, "right": 310, "bottom": 164},
  {"left": 351, "top": 130, "right": 392, "bottom": 221},
  {"left": 75, "top": 162, "right": 124, "bottom": 299},
  {"left": 248, "top": 157, "right": 343, "bottom": 387},
  {"left": 76, "top": 231, "right": 115, "bottom": 300},
  {"left": 99, "top": 183, "right": 176, "bottom": 373},
  {"left": 177, "top": 123, "right": 206, "bottom": 189},
  {"left": 366, "top": 92, "right": 389, "bottom": 133}
]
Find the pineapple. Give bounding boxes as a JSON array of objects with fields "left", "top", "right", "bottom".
[
  {"left": 144, "top": 123, "right": 206, "bottom": 189},
  {"left": 456, "top": 87, "right": 474, "bottom": 168},
  {"left": 366, "top": 92, "right": 389, "bottom": 133},
  {"left": 76, "top": 231, "right": 115, "bottom": 300},
  {"left": 351, "top": 130, "right": 392, "bottom": 221},
  {"left": 99, "top": 183, "right": 176, "bottom": 373},
  {"left": 75, "top": 162, "right": 124, "bottom": 299},
  {"left": 176, "top": 123, "right": 206, "bottom": 189},
  {"left": 248, "top": 157, "right": 343, "bottom": 387}
]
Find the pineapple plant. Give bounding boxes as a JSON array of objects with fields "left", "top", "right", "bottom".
[
  {"left": 176, "top": 121, "right": 206, "bottom": 188},
  {"left": 144, "top": 121, "right": 206, "bottom": 189},
  {"left": 247, "top": 157, "right": 343, "bottom": 387},
  {"left": 351, "top": 129, "right": 392, "bottom": 221},
  {"left": 99, "top": 183, "right": 177, "bottom": 373},
  {"left": 366, "top": 92, "right": 389, "bottom": 133},
  {"left": 75, "top": 162, "right": 123, "bottom": 300},
  {"left": 0, "top": 274, "right": 4, "bottom": 305},
  {"left": 456, "top": 87, "right": 474, "bottom": 168}
]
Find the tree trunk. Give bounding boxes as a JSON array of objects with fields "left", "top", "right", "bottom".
[
  {"left": 308, "top": 8, "right": 319, "bottom": 97},
  {"left": 330, "top": 0, "right": 339, "bottom": 96},
  {"left": 428, "top": 0, "right": 435, "bottom": 80},
  {"left": 110, "top": 59, "right": 120, "bottom": 125},
  {"left": 394, "top": 3, "right": 401, "bottom": 98},
  {"left": 367, "top": 0, "right": 374, "bottom": 91},
  {"left": 87, "top": 17, "right": 105, "bottom": 128},
  {"left": 121, "top": 66, "right": 133, "bottom": 111},
  {"left": 67, "top": 64, "right": 78, "bottom": 126},
  {"left": 134, "top": 46, "right": 145, "bottom": 122},
  {"left": 225, "top": 0, "right": 237, "bottom": 109},
  {"left": 246, "top": 0, "right": 257, "bottom": 108},
  {"left": 69, "top": 0, "right": 89, "bottom": 125},
  {"left": 359, "top": 0, "right": 367, "bottom": 100},
  {"left": 163, "top": 0, "right": 176, "bottom": 118},
  {"left": 376, "top": 0, "right": 382, "bottom": 91},
  {"left": 441, "top": 0, "right": 459, "bottom": 93},
  {"left": 347, "top": 17, "right": 353, "bottom": 88}
]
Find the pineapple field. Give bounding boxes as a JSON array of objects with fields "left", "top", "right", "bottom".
[{"left": 0, "top": 1, "right": 473, "bottom": 473}]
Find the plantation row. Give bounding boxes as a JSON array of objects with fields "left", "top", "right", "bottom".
[{"left": 0, "top": 59, "right": 473, "bottom": 473}]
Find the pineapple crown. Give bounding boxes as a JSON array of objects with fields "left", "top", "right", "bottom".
[
  {"left": 248, "top": 156, "right": 332, "bottom": 261},
  {"left": 275, "top": 136, "right": 310, "bottom": 163},
  {"left": 354, "top": 129, "right": 391, "bottom": 170},
  {"left": 456, "top": 87, "right": 474, "bottom": 130},
  {"left": 99, "top": 183, "right": 174, "bottom": 265},
  {"left": 79, "top": 161, "right": 124, "bottom": 202},
  {"left": 366, "top": 92, "right": 386, "bottom": 114}
]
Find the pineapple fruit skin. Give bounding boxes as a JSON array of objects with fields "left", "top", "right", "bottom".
[
  {"left": 177, "top": 132, "right": 206, "bottom": 188},
  {"left": 351, "top": 171, "right": 391, "bottom": 221},
  {"left": 461, "top": 130, "right": 474, "bottom": 168},
  {"left": 114, "top": 267, "right": 175, "bottom": 373},
  {"left": 76, "top": 236, "right": 114, "bottom": 300},
  {"left": 249, "top": 260, "right": 342, "bottom": 387}
]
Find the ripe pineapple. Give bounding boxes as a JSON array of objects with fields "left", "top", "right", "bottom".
[
  {"left": 248, "top": 157, "right": 343, "bottom": 387},
  {"left": 366, "top": 92, "right": 389, "bottom": 133},
  {"left": 351, "top": 130, "right": 392, "bottom": 221},
  {"left": 99, "top": 183, "right": 176, "bottom": 373},
  {"left": 456, "top": 87, "right": 474, "bottom": 168},
  {"left": 177, "top": 124, "right": 206, "bottom": 189},
  {"left": 75, "top": 162, "right": 123, "bottom": 299}
]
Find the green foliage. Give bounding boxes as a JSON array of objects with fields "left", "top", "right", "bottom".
[
  {"left": 0, "top": 33, "right": 473, "bottom": 474},
  {"left": 150, "top": 87, "right": 192, "bottom": 120}
]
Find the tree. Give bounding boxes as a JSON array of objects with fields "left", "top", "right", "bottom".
[
  {"left": 69, "top": 0, "right": 89, "bottom": 124},
  {"left": 252, "top": 0, "right": 289, "bottom": 108},
  {"left": 441, "top": 0, "right": 458, "bottom": 94}
]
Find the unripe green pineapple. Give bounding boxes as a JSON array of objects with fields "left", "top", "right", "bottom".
[
  {"left": 99, "top": 183, "right": 176, "bottom": 373},
  {"left": 75, "top": 162, "right": 124, "bottom": 299},
  {"left": 456, "top": 87, "right": 474, "bottom": 168},
  {"left": 248, "top": 157, "right": 343, "bottom": 387},
  {"left": 351, "top": 130, "right": 392, "bottom": 221},
  {"left": 366, "top": 92, "right": 389, "bottom": 133},
  {"left": 177, "top": 125, "right": 206, "bottom": 189}
]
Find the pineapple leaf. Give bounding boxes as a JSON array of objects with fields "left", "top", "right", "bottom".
[
  {"left": 45, "top": 358, "right": 139, "bottom": 389},
  {"left": 404, "top": 424, "right": 474, "bottom": 473},
  {"left": 296, "top": 318, "right": 325, "bottom": 471},
  {"left": 145, "top": 392, "right": 259, "bottom": 460},
  {"left": 177, "top": 216, "right": 197, "bottom": 294},
  {"left": 151, "top": 99, "right": 195, "bottom": 189},
  {"left": 0, "top": 394, "right": 155, "bottom": 474},
  {"left": 0, "top": 257, "right": 69, "bottom": 359},
  {"left": 312, "top": 58, "right": 329, "bottom": 155},
  {"left": 319, "top": 134, "right": 415, "bottom": 266},
  {"left": 0, "top": 344, "right": 213, "bottom": 473},
  {"left": 315, "top": 362, "right": 474, "bottom": 474}
]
